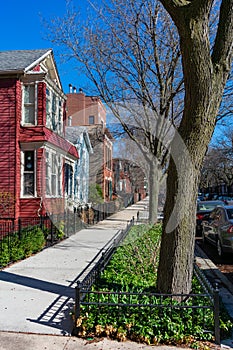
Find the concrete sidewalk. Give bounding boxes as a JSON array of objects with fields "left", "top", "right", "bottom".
[
  {"left": 0, "top": 199, "right": 149, "bottom": 336},
  {"left": 0, "top": 198, "right": 193, "bottom": 349},
  {"left": 0, "top": 331, "right": 194, "bottom": 350}
]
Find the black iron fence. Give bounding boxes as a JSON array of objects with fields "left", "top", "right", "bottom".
[
  {"left": 74, "top": 229, "right": 221, "bottom": 344},
  {"left": 0, "top": 200, "right": 124, "bottom": 268},
  {"left": 74, "top": 218, "right": 135, "bottom": 293}
]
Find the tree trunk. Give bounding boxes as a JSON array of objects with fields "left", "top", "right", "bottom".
[
  {"left": 148, "top": 158, "right": 161, "bottom": 224},
  {"left": 157, "top": 149, "right": 200, "bottom": 294},
  {"left": 157, "top": 1, "right": 233, "bottom": 294}
]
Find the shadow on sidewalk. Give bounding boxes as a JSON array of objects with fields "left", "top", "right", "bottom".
[{"left": 0, "top": 270, "right": 75, "bottom": 334}]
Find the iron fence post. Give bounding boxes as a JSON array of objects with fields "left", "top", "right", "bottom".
[
  {"left": 213, "top": 282, "right": 220, "bottom": 345},
  {"left": 75, "top": 281, "right": 81, "bottom": 325},
  {"left": 74, "top": 210, "right": 76, "bottom": 233},
  {"left": 18, "top": 218, "right": 22, "bottom": 240},
  {"left": 50, "top": 215, "right": 54, "bottom": 245},
  {"left": 67, "top": 210, "right": 70, "bottom": 237}
]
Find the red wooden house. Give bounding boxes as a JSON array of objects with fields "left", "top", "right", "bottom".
[{"left": 0, "top": 49, "right": 79, "bottom": 221}]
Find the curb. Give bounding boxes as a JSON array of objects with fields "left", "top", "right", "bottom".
[{"left": 195, "top": 243, "right": 233, "bottom": 349}]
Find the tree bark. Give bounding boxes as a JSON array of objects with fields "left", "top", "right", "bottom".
[
  {"left": 148, "top": 158, "right": 161, "bottom": 223},
  {"left": 157, "top": 0, "right": 233, "bottom": 294}
]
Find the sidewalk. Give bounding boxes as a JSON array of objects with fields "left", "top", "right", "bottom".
[
  {"left": 0, "top": 199, "right": 149, "bottom": 336},
  {"left": 0, "top": 331, "right": 193, "bottom": 350},
  {"left": 0, "top": 198, "right": 197, "bottom": 349}
]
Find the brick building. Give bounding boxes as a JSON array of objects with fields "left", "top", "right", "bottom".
[{"left": 66, "top": 89, "right": 113, "bottom": 202}]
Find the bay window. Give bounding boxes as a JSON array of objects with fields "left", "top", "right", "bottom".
[
  {"left": 23, "top": 84, "right": 36, "bottom": 125},
  {"left": 45, "top": 150, "right": 62, "bottom": 197},
  {"left": 46, "top": 87, "right": 63, "bottom": 135}
]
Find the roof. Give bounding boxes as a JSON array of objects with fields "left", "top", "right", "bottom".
[
  {"left": 0, "top": 49, "right": 51, "bottom": 73},
  {"left": 20, "top": 126, "right": 79, "bottom": 160},
  {"left": 0, "top": 49, "right": 63, "bottom": 90},
  {"left": 65, "top": 126, "right": 87, "bottom": 143},
  {"left": 65, "top": 126, "right": 93, "bottom": 153}
]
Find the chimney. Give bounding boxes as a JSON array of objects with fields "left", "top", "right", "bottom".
[
  {"left": 69, "top": 83, "right": 72, "bottom": 93},
  {"left": 79, "top": 87, "right": 84, "bottom": 94},
  {"left": 73, "top": 86, "right": 77, "bottom": 93}
]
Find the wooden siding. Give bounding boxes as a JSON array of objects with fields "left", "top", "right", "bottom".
[
  {"left": 0, "top": 76, "right": 73, "bottom": 220},
  {"left": 0, "top": 79, "right": 17, "bottom": 218},
  {"left": 42, "top": 197, "right": 65, "bottom": 215},
  {"left": 20, "top": 198, "right": 42, "bottom": 218},
  {"left": 19, "top": 197, "right": 65, "bottom": 217},
  {"left": 15, "top": 80, "right": 22, "bottom": 219}
]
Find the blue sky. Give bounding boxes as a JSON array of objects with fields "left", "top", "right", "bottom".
[{"left": 0, "top": 0, "right": 89, "bottom": 93}]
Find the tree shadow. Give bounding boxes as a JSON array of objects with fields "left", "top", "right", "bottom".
[{"left": 0, "top": 270, "right": 76, "bottom": 334}]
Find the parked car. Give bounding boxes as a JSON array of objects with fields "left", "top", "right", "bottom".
[
  {"left": 196, "top": 200, "right": 225, "bottom": 236},
  {"left": 202, "top": 205, "right": 233, "bottom": 257},
  {"left": 217, "top": 196, "right": 233, "bottom": 205}
]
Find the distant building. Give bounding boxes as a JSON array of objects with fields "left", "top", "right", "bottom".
[
  {"left": 65, "top": 126, "right": 93, "bottom": 208},
  {"left": 113, "top": 158, "right": 147, "bottom": 204},
  {"left": 66, "top": 87, "right": 106, "bottom": 127},
  {"left": 66, "top": 89, "right": 114, "bottom": 202},
  {"left": 0, "top": 49, "right": 78, "bottom": 220}
]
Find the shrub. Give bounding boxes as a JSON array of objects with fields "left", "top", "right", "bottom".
[
  {"left": 89, "top": 184, "right": 104, "bottom": 204},
  {"left": 76, "top": 224, "right": 233, "bottom": 346},
  {"left": 0, "top": 226, "right": 45, "bottom": 267}
]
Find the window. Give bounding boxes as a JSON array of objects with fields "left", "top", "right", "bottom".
[
  {"left": 105, "top": 144, "right": 112, "bottom": 170},
  {"left": 58, "top": 100, "right": 63, "bottom": 132},
  {"left": 52, "top": 94, "right": 57, "bottom": 131},
  {"left": 46, "top": 87, "right": 63, "bottom": 134},
  {"left": 46, "top": 88, "right": 51, "bottom": 124},
  {"left": 23, "top": 85, "right": 36, "bottom": 124},
  {"left": 45, "top": 150, "right": 62, "bottom": 197},
  {"left": 227, "top": 208, "right": 233, "bottom": 220},
  {"left": 65, "top": 163, "right": 73, "bottom": 198},
  {"left": 45, "top": 151, "right": 51, "bottom": 195},
  {"left": 89, "top": 115, "right": 95, "bottom": 124},
  {"left": 23, "top": 151, "right": 35, "bottom": 196}
]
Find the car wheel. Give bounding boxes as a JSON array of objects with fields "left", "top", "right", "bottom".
[{"left": 217, "top": 238, "right": 223, "bottom": 257}]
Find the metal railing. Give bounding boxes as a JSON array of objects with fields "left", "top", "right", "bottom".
[
  {"left": 74, "top": 217, "right": 135, "bottom": 293},
  {"left": 0, "top": 201, "right": 129, "bottom": 268},
  {"left": 74, "top": 242, "right": 220, "bottom": 344}
]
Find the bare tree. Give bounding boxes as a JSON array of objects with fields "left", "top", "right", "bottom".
[
  {"left": 47, "top": 0, "right": 184, "bottom": 223},
  {"left": 47, "top": 0, "right": 233, "bottom": 294},
  {"left": 156, "top": 0, "right": 233, "bottom": 294},
  {"left": 200, "top": 132, "right": 233, "bottom": 196}
]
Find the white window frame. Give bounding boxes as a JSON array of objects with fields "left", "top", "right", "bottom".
[
  {"left": 21, "top": 150, "right": 36, "bottom": 197},
  {"left": 46, "top": 86, "right": 63, "bottom": 135},
  {"left": 46, "top": 88, "right": 52, "bottom": 128},
  {"left": 45, "top": 149, "right": 63, "bottom": 198},
  {"left": 22, "top": 83, "right": 37, "bottom": 125}
]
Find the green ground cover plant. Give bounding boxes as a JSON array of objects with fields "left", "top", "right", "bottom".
[
  {"left": 0, "top": 226, "right": 45, "bottom": 267},
  {"left": 76, "top": 224, "right": 232, "bottom": 347}
]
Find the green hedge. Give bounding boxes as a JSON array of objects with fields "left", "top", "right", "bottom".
[{"left": 0, "top": 226, "right": 45, "bottom": 267}]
